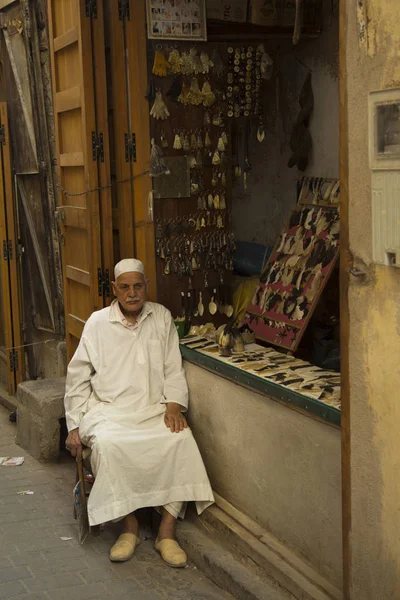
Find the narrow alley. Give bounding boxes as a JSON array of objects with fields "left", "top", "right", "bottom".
[{"left": 0, "top": 405, "right": 233, "bottom": 600}]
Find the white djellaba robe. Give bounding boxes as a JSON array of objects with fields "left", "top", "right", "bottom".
[{"left": 64, "top": 299, "right": 214, "bottom": 526}]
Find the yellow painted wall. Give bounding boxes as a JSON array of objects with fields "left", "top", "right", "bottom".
[{"left": 345, "top": 1, "right": 400, "bottom": 597}]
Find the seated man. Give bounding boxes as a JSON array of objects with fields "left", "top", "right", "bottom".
[{"left": 65, "top": 258, "right": 214, "bottom": 567}]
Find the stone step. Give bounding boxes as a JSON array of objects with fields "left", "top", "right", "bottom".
[
  {"left": 180, "top": 495, "right": 342, "bottom": 600},
  {"left": 178, "top": 517, "right": 295, "bottom": 600}
]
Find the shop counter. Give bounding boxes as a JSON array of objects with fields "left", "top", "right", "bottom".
[{"left": 180, "top": 338, "right": 341, "bottom": 427}]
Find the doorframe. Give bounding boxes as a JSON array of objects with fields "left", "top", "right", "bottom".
[{"left": 339, "top": 0, "right": 351, "bottom": 596}]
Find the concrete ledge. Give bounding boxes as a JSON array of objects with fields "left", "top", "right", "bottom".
[{"left": 16, "top": 377, "right": 66, "bottom": 462}]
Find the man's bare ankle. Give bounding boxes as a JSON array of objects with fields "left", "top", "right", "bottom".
[{"left": 121, "top": 514, "right": 139, "bottom": 535}]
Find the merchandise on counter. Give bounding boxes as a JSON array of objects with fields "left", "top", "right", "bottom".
[{"left": 181, "top": 340, "right": 341, "bottom": 409}]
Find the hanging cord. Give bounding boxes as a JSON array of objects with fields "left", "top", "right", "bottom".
[
  {"left": 6, "top": 339, "right": 57, "bottom": 352},
  {"left": 55, "top": 171, "right": 150, "bottom": 198}
]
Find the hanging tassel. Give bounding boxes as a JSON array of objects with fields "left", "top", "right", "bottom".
[
  {"left": 152, "top": 48, "right": 171, "bottom": 77},
  {"left": 149, "top": 139, "right": 170, "bottom": 177},
  {"left": 179, "top": 130, "right": 185, "bottom": 147},
  {"left": 220, "top": 193, "right": 226, "bottom": 210},
  {"left": 166, "top": 77, "right": 182, "bottom": 103},
  {"left": 257, "top": 118, "right": 266, "bottom": 143},
  {"left": 217, "top": 136, "right": 225, "bottom": 152},
  {"left": 189, "top": 47, "right": 202, "bottom": 75},
  {"left": 187, "top": 78, "right": 203, "bottom": 106},
  {"left": 197, "top": 133, "right": 203, "bottom": 149},
  {"left": 173, "top": 133, "right": 182, "bottom": 150},
  {"left": 221, "top": 131, "right": 228, "bottom": 146},
  {"left": 189, "top": 155, "right": 197, "bottom": 169},
  {"left": 222, "top": 172, "right": 227, "bottom": 187},
  {"left": 212, "top": 150, "right": 221, "bottom": 166},
  {"left": 177, "top": 81, "right": 189, "bottom": 105},
  {"left": 150, "top": 91, "right": 170, "bottom": 120},
  {"left": 200, "top": 51, "right": 213, "bottom": 74},
  {"left": 190, "top": 133, "right": 198, "bottom": 150},
  {"left": 204, "top": 131, "right": 211, "bottom": 148},
  {"left": 213, "top": 194, "right": 220, "bottom": 209},
  {"left": 168, "top": 48, "right": 181, "bottom": 74},
  {"left": 202, "top": 81, "right": 216, "bottom": 107},
  {"left": 208, "top": 193, "right": 214, "bottom": 209},
  {"left": 180, "top": 51, "right": 192, "bottom": 75}
]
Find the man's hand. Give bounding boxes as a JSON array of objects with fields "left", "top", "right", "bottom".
[
  {"left": 65, "top": 428, "right": 83, "bottom": 460},
  {"left": 164, "top": 402, "right": 188, "bottom": 433}
]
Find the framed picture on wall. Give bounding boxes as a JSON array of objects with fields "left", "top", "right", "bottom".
[{"left": 146, "top": 0, "right": 207, "bottom": 41}]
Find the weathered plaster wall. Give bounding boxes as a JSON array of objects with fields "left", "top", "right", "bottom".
[
  {"left": 184, "top": 361, "right": 343, "bottom": 588},
  {"left": 345, "top": 1, "right": 400, "bottom": 598},
  {"left": 232, "top": 0, "right": 339, "bottom": 248}
]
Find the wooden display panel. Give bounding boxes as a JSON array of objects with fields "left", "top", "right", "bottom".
[
  {"left": 245, "top": 204, "right": 340, "bottom": 351},
  {"left": 47, "top": 0, "right": 113, "bottom": 359}
]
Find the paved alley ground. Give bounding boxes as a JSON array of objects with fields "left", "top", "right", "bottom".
[{"left": 0, "top": 405, "right": 233, "bottom": 600}]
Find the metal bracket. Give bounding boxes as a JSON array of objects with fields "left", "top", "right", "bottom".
[
  {"left": 92, "top": 132, "right": 104, "bottom": 162},
  {"left": 85, "top": 0, "right": 98, "bottom": 18},
  {"left": 0, "top": 124, "right": 6, "bottom": 145},
  {"left": 124, "top": 132, "right": 137, "bottom": 163},
  {"left": 9, "top": 350, "right": 18, "bottom": 373}
]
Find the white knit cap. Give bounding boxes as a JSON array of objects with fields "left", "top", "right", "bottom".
[{"left": 114, "top": 258, "right": 145, "bottom": 280}]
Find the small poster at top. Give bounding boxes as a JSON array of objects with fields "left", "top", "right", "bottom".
[{"left": 147, "top": 0, "right": 207, "bottom": 41}]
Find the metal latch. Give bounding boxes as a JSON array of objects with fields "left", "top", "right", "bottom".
[
  {"left": 97, "top": 268, "right": 111, "bottom": 297},
  {"left": 92, "top": 132, "right": 104, "bottom": 162},
  {"left": 118, "top": 0, "right": 130, "bottom": 20},
  {"left": 125, "top": 132, "right": 136, "bottom": 163},
  {"left": 3, "top": 240, "right": 12, "bottom": 261}
]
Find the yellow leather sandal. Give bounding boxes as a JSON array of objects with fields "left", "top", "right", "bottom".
[
  {"left": 155, "top": 538, "right": 188, "bottom": 568},
  {"left": 109, "top": 533, "right": 140, "bottom": 562}
]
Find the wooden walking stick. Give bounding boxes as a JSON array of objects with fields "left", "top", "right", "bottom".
[{"left": 73, "top": 455, "right": 90, "bottom": 545}]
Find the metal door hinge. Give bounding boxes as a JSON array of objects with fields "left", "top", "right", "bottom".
[
  {"left": 0, "top": 124, "right": 5, "bottom": 145},
  {"left": 9, "top": 350, "right": 18, "bottom": 372},
  {"left": 97, "top": 268, "right": 110, "bottom": 297},
  {"left": 118, "top": 0, "right": 131, "bottom": 20},
  {"left": 3, "top": 240, "right": 12, "bottom": 261},
  {"left": 92, "top": 131, "right": 104, "bottom": 162},
  {"left": 125, "top": 132, "right": 136, "bottom": 163},
  {"left": 85, "top": 0, "right": 97, "bottom": 18}
]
